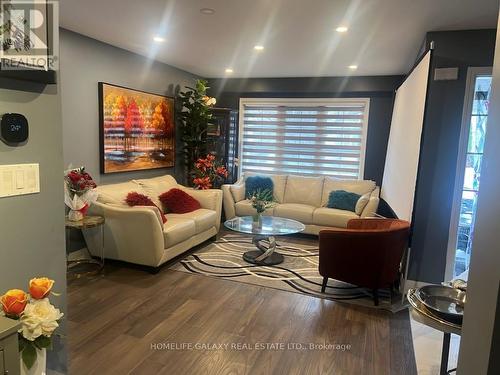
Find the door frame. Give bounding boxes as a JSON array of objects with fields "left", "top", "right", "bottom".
[{"left": 445, "top": 67, "right": 492, "bottom": 281}]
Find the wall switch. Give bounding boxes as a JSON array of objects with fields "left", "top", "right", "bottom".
[
  {"left": 0, "top": 163, "right": 40, "bottom": 198},
  {"left": 434, "top": 67, "right": 459, "bottom": 81}
]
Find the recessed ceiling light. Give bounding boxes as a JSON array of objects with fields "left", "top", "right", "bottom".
[
  {"left": 153, "top": 36, "right": 165, "bottom": 42},
  {"left": 200, "top": 8, "right": 215, "bottom": 15},
  {"left": 336, "top": 26, "right": 348, "bottom": 33},
  {"left": 225, "top": 68, "right": 233, "bottom": 73},
  {"left": 348, "top": 65, "right": 358, "bottom": 70},
  {"left": 254, "top": 45, "right": 264, "bottom": 51}
]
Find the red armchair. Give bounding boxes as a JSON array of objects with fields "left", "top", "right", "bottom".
[{"left": 319, "top": 218, "right": 410, "bottom": 305}]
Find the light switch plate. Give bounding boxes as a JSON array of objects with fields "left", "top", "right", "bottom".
[{"left": 0, "top": 163, "right": 40, "bottom": 198}]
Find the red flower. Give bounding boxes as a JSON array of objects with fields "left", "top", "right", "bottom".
[
  {"left": 216, "top": 166, "right": 228, "bottom": 178},
  {"left": 193, "top": 176, "right": 212, "bottom": 190}
]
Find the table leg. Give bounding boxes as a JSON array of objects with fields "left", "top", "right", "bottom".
[
  {"left": 440, "top": 332, "right": 451, "bottom": 375},
  {"left": 242, "top": 235, "right": 284, "bottom": 265}
]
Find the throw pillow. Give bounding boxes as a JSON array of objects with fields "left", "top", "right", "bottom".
[
  {"left": 125, "top": 192, "right": 167, "bottom": 223},
  {"left": 355, "top": 192, "right": 371, "bottom": 216},
  {"left": 245, "top": 176, "right": 274, "bottom": 199},
  {"left": 327, "top": 190, "right": 361, "bottom": 212},
  {"left": 159, "top": 188, "right": 201, "bottom": 214}
]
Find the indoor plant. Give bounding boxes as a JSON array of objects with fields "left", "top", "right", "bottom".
[
  {"left": 249, "top": 189, "right": 276, "bottom": 227},
  {"left": 64, "top": 166, "right": 98, "bottom": 221},
  {"left": 192, "top": 153, "right": 229, "bottom": 189},
  {"left": 1, "top": 278, "right": 64, "bottom": 375},
  {"left": 178, "top": 79, "right": 217, "bottom": 185}
]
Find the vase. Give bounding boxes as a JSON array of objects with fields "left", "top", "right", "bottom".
[
  {"left": 252, "top": 213, "right": 263, "bottom": 229},
  {"left": 68, "top": 209, "right": 84, "bottom": 222},
  {"left": 20, "top": 348, "right": 46, "bottom": 375}
]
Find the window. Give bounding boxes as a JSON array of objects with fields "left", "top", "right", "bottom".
[{"left": 238, "top": 98, "right": 370, "bottom": 179}]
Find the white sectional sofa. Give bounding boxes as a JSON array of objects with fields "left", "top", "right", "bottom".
[
  {"left": 222, "top": 173, "right": 380, "bottom": 235},
  {"left": 83, "top": 175, "right": 222, "bottom": 270}
]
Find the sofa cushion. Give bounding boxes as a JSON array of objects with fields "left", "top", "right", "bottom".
[
  {"left": 134, "top": 175, "right": 178, "bottom": 207},
  {"left": 125, "top": 192, "right": 167, "bottom": 223},
  {"left": 245, "top": 176, "right": 274, "bottom": 199},
  {"left": 244, "top": 172, "right": 287, "bottom": 203},
  {"left": 159, "top": 188, "right": 201, "bottom": 214},
  {"left": 235, "top": 199, "right": 274, "bottom": 217},
  {"left": 327, "top": 190, "right": 361, "bottom": 212},
  {"left": 355, "top": 192, "right": 371, "bottom": 216},
  {"left": 313, "top": 207, "right": 359, "bottom": 228},
  {"left": 167, "top": 209, "right": 216, "bottom": 233},
  {"left": 321, "top": 177, "right": 376, "bottom": 206},
  {"left": 96, "top": 181, "right": 140, "bottom": 205},
  {"left": 274, "top": 203, "right": 315, "bottom": 224},
  {"left": 230, "top": 184, "right": 245, "bottom": 202},
  {"left": 162, "top": 217, "right": 196, "bottom": 248},
  {"left": 283, "top": 175, "right": 324, "bottom": 207}
]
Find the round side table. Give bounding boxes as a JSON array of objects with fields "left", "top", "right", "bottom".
[{"left": 66, "top": 215, "right": 105, "bottom": 279}]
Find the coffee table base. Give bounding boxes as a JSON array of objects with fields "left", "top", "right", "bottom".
[{"left": 243, "top": 235, "right": 284, "bottom": 265}]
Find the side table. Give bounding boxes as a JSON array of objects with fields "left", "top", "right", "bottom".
[{"left": 66, "top": 215, "right": 105, "bottom": 279}]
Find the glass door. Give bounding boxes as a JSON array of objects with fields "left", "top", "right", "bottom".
[{"left": 447, "top": 68, "right": 492, "bottom": 279}]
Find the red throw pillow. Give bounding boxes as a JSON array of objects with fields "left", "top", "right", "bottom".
[
  {"left": 125, "top": 192, "right": 167, "bottom": 223},
  {"left": 159, "top": 188, "right": 201, "bottom": 214}
]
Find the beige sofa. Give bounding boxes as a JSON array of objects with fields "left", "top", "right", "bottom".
[
  {"left": 222, "top": 173, "right": 380, "bottom": 235},
  {"left": 83, "top": 175, "right": 222, "bottom": 270}
]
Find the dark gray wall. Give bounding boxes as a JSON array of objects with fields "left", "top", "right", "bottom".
[
  {"left": 60, "top": 29, "right": 200, "bottom": 185},
  {"left": 0, "top": 75, "right": 66, "bottom": 370},
  {"left": 208, "top": 76, "right": 403, "bottom": 186},
  {"left": 409, "top": 29, "right": 497, "bottom": 283}
]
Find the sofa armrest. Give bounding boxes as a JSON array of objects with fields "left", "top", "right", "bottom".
[
  {"left": 222, "top": 184, "right": 236, "bottom": 220},
  {"left": 84, "top": 201, "right": 165, "bottom": 267},
  {"left": 361, "top": 187, "right": 380, "bottom": 218},
  {"left": 180, "top": 188, "right": 223, "bottom": 230}
]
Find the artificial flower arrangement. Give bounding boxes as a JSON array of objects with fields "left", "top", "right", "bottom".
[
  {"left": 192, "top": 153, "right": 229, "bottom": 189},
  {"left": 64, "top": 166, "right": 98, "bottom": 221},
  {"left": 1, "top": 278, "right": 63, "bottom": 371},
  {"left": 250, "top": 189, "right": 276, "bottom": 225}
]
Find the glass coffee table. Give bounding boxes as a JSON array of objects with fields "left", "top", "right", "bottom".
[{"left": 224, "top": 216, "right": 305, "bottom": 266}]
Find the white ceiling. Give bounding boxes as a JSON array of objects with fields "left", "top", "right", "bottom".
[{"left": 60, "top": 0, "right": 499, "bottom": 78}]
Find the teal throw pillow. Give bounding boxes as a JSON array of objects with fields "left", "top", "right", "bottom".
[
  {"left": 327, "top": 190, "right": 361, "bottom": 212},
  {"left": 245, "top": 176, "right": 274, "bottom": 199}
]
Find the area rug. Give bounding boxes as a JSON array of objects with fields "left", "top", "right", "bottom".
[{"left": 170, "top": 233, "right": 407, "bottom": 312}]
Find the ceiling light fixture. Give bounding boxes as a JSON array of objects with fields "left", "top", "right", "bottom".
[
  {"left": 200, "top": 8, "right": 216, "bottom": 15},
  {"left": 254, "top": 45, "right": 264, "bottom": 51},
  {"left": 225, "top": 68, "right": 234, "bottom": 74},
  {"left": 348, "top": 65, "right": 358, "bottom": 70},
  {"left": 153, "top": 36, "right": 165, "bottom": 42},
  {"left": 336, "top": 26, "right": 348, "bottom": 33}
]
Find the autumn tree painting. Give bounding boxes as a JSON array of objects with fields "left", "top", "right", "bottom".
[{"left": 99, "top": 83, "right": 175, "bottom": 173}]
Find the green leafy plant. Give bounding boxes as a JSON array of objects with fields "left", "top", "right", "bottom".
[{"left": 178, "top": 79, "right": 217, "bottom": 185}]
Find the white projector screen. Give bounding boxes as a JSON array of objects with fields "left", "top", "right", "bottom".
[{"left": 381, "top": 51, "right": 431, "bottom": 222}]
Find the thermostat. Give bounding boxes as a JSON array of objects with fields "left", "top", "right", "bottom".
[{"left": 1, "top": 113, "right": 29, "bottom": 145}]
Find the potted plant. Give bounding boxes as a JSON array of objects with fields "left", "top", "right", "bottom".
[
  {"left": 178, "top": 79, "right": 217, "bottom": 185},
  {"left": 64, "top": 166, "right": 98, "bottom": 221},
  {"left": 1, "top": 278, "right": 63, "bottom": 375},
  {"left": 192, "top": 153, "right": 229, "bottom": 189}
]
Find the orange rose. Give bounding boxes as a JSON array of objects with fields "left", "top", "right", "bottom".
[
  {"left": 1, "top": 289, "right": 28, "bottom": 316},
  {"left": 29, "top": 277, "right": 54, "bottom": 299}
]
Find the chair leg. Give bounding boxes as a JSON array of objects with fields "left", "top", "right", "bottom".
[
  {"left": 373, "top": 289, "right": 379, "bottom": 306},
  {"left": 321, "top": 276, "right": 328, "bottom": 293}
]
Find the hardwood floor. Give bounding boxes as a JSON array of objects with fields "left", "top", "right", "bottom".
[{"left": 68, "top": 258, "right": 417, "bottom": 375}]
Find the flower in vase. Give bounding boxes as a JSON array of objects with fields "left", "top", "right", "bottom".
[
  {"left": 1, "top": 289, "right": 28, "bottom": 317},
  {"left": 20, "top": 299, "right": 64, "bottom": 341},
  {"left": 29, "top": 278, "right": 54, "bottom": 300}
]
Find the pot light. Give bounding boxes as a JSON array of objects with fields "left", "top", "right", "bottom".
[
  {"left": 200, "top": 8, "right": 215, "bottom": 15},
  {"left": 225, "top": 68, "right": 234, "bottom": 74},
  {"left": 254, "top": 45, "right": 264, "bottom": 51},
  {"left": 348, "top": 65, "right": 358, "bottom": 70},
  {"left": 153, "top": 36, "right": 165, "bottom": 42},
  {"left": 336, "top": 26, "right": 348, "bottom": 33}
]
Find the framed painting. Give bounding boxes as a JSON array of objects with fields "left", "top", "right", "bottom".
[{"left": 98, "top": 82, "right": 175, "bottom": 174}]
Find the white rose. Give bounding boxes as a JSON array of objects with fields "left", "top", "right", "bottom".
[{"left": 20, "top": 299, "right": 64, "bottom": 341}]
